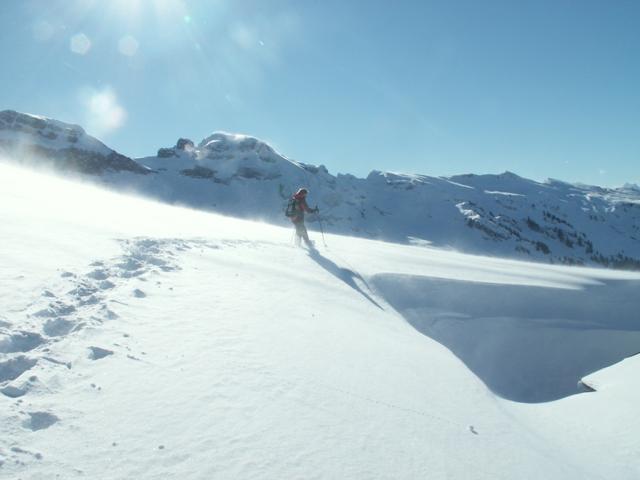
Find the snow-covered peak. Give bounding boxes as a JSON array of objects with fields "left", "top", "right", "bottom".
[
  {"left": 0, "top": 110, "right": 111, "bottom": 155},
  {"left": 198, "top": 131, "right": 280, "bottom": 161},
  {"left": 449, "top": 171, "right": 539, "bottom": 192},
  {"left": 2, "top": 110, "right": 639, "bottom": 270},
  {"left": 196, "top": 132, "right": 287, "bottom": 180},
  {"left": 0, "top": 110, "right": 147, "bottom": 174},
  {"left": 366, "top": 170, "right": 431, "bottom": 185},
  {"left": 142, "top": 131, "right": 324, "bottom": 185}
]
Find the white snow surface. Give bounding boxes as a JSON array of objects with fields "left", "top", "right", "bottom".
[
  {"left": 2, "top": 110, "right": 640, "bottom": 270},
  {"left": 2, "top": 161, "right": 640, "bottom": 479}
]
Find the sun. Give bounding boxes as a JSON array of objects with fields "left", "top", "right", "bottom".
[
  {"left": 64, "top": 0, "right": 191, "bottom": 27},
  {"left": 103, "top": 0, "right": 189, "bottom": 25}
]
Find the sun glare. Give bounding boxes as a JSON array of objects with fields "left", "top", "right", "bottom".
[
  {"left": 107, "top": 0, "right": 188, "bottom": 24},
  {"left": 82, "top": 86, "right": 127, "bottom": 136},
  {"left": 70, "top": 33, "right": 91, "bottom": 55}
]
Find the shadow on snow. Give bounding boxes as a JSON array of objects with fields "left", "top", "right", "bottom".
[
  {"left": 307, "top": 249, "right": 383, "bottom": 310},
  {"left": 371, "top": 274, "right": 640, "bottom": 403}
]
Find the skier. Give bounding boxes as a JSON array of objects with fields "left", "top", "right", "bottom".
[{"left": 286, "top": 188, "right": 319, "bottom": 248}]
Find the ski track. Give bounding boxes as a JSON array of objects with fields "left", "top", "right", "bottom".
[{"left": 0, "top": 236, "right": 232, "bottom": 470}]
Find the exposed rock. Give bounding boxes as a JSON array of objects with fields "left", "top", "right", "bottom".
[
  {"left": 181, "top": 165, "right": 216, "bottom": 179},
  {"left": 157, "top": 147, "right": 177, "bottom": 158},
  {"left": 176, "top": 138, "right": 194, "bottom": 151}
]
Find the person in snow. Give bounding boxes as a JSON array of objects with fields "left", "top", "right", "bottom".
[{"left": 288, "top": 188, "right": 319, "bottom": 247}]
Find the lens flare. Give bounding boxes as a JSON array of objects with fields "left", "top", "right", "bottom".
[
  {"left": 118, "top": 35, "right": 139, "bottom": 56},
  {"left": 70, "top": 33, "right": 91, "bottom": 55},
  {"left": 83, "top": 87, "right": 127, "bottom": 135}
]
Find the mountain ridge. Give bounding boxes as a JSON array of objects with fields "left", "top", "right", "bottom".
[{"left": 1, "top": 109, "right": 638, "bottom": 270}]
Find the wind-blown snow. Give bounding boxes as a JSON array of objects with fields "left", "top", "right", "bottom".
[
  {"left": 2, "top": 109, "right": 639, "bottom": 270},
  {"left": 1, "top": 162, "right": 640, "bottom": 479}
]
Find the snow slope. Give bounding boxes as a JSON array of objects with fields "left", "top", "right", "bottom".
[
  {"left": 2, "top": 110, "right": 639, "bottom": 270},
  {"left": 115, "top": 143, "right": 640, "bottom": 270},
  {"left": 2, "top": 161, "right": 640, "bottom": 479}
]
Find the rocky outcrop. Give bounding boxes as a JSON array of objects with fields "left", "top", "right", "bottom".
[{"left": 156, "top": 138, "right": 196, "bottom": 158}]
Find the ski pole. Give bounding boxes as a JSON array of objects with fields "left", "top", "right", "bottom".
[{"left": 316, "top": 208, "right": 327, "bottom": 247}]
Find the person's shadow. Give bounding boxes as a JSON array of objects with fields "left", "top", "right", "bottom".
[{"left": 307, "top": 249, "right": 383, "bottom": 310}]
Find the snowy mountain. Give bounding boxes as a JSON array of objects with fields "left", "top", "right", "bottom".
[
  {"left": 0, "top": 110, "right": 148, "bottom": 175},
  {"left": 2, "top": 109, "right": 639, "bottom": 269},
  {"left": 2, "top": 161, "right": 640, "bottom": 479}
]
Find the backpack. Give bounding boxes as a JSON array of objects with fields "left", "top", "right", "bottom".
[{"left": 285, "top": 198, "right": 298, "bottom": 218}]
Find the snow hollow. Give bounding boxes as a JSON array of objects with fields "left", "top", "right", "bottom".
[{"left": 1, "top": 161, "right": 640, "bottom": 479}]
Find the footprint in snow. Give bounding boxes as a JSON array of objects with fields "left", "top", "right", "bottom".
[
  {"left": 117, "top": 258, "right": 144, "bottom": 272},
  {"left": 22, "top": 411, "right": 59, "bottom": 431},
  {"left": 0, "top": 356, "right": 38, "bottom": 383},
  {"left": 43, "top": 318, "right": 77, "bottom": 337},
  {"left": 1, "top": 375, "right": 41, "bottom": 398},
  {"left": 10, "top": 446, "right": 43, "bottom": 460},
  {"left": 68, "top": 282, "right": 98, "bottom": 297},
  {"left": 99, "top": 306, "right": 119, "bottom": 320},
  {"left": 78, "top": 295, "right": 101, "bottom": 306},
  {"left": 88, "top": 346, "right": 114, "bottom": 360},
  {"left": 99, "top": 280, "right": 116, "bottom": 290},
  {"left": 0, "top": 331, "right": 45, "bottom": 353},
  {"left": 1, "top": 239, "right": 188, "bottom": 415},
  {"left": 1, "top": 384, "right": 28, "bottom": 398},
  {"left": 87, "top": 269, "right": 109, "bottom": 281},
  {"left": 33, "top": 301, "right": 76, "bottom": 318}
]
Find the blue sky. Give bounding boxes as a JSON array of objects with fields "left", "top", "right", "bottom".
[{"left": 1, "top": 0, "right": 638, "bottom": 186}]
